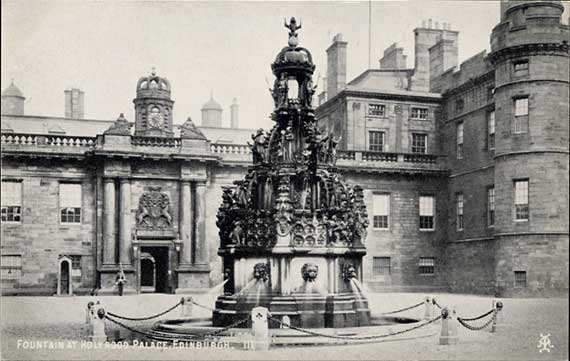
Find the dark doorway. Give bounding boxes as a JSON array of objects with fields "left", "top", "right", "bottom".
[
  {"left": 140, "top": 246, "right": 170, "bottom": 293},
  {"left": 60, "top": 260, "right": 70, "bottom": 295}
]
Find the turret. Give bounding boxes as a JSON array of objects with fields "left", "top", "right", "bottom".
[
  {"left": 133, "top": 69, "right": 174, "bottom": 137},
  {"left": 1, "top": 80, "right": 25, "bottom": 116}
]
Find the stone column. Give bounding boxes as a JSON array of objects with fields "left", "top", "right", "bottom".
[
  {"left": 103, "top": 178, "right": 116, "bottom": 265},
  {"left": 193, "top": 181, "right": 209, "bottom": 266},
  {"left": 179, "top": 180, "right": 192, "bottom": 265},
  {"left": 119, "top": 179, "right": 132, "bottom": 266}
]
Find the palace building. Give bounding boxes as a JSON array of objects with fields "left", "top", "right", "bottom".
[{"left": 1, "top": 1, "right": 568, "bottom": 297}]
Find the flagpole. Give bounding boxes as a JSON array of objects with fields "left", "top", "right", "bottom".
[{"left": 368, "top": 0, "right": 372, "bottom": 69}]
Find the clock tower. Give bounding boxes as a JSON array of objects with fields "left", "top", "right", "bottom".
[{"left": 133, "top": 69, "right": 174, "bottom": 137}]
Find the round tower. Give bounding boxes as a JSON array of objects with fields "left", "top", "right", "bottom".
[
  {"left": 1, "top": 80, "right": 25, "bottom": 116},
  {"left": 133, "top": 69, "right": 174, "bottom": 137},
  {"left": 489, "top": 0, "right": 569, "bottom": 296},
  {"left": 201, "top": 92, "right": 223, "bottom": 127}
]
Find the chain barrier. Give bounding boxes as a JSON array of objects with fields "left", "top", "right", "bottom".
[
  {"left": 458, "top": 309, "right": 495, "bottom": 322},
  {"left": 268, "top": 315, "right": 442, "bottom": 341},
  {"left": 190, "top": 299, "right": 216, "bottom": 312},
  {"left": 106, "top": 301, "right": 182, "bottom": 322},
  {"left": 432, "top": 299, "right": 442, "bottom": 310},
  {"left": 379, "top": 301, "right": 425, "bottom": 315},
  {"left": 457, "top": 310, "right": 497, "bottom": 331},
  {"left": 105, "top": 313, "right": 249, "bottom": 343}
]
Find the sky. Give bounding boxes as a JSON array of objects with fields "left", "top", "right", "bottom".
[{"left": 2, "top": 1, "right": 568, "bottom": 130}]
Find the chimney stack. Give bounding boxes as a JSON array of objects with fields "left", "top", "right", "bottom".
[
  {"left": 230, "top": 98, "right": 239, "bottom": 128},
  {"left": 326, "top": 33, "right": 348, "bottom": 100},
  {"left": 64, "top": 88, "right": 84, "bottom": 119}
]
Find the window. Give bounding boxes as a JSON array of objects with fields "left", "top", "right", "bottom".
[
  {"left": 411, "top": 133, "right": 427, "bottom": 154},
  {"left": 487, "top": 187, "right": 495, "bottom": 227},
  {"left": 456, "top": 122, "right": 464, "bottom": 159},
  {"left": 456, "top": 193, "right": 464, "bottom": 231},
  {"left": 419, "top": 258, "right": 435, "bottom": 275},
  {"left": 514, "top": 271, "right": 527, "bottom": 287},
  {"left": 514, "top": 180, "right": 529, "bottom": 221},
  {"left": 1, "top": 181, "right": 22, "bottom": 223},
  {"left": 513, "top": 60, "right": 529, "bottom": 77},
  {"left": 71, "top": 255, "right": 82, "bottom": 278},
  {"left": 373, "top": 257, "right": 391, "bottom": 276},
  {"left": 60, "top": 183, "right": 82, "bottom": 223},
  {"left": 455, "top": 99, "right": 464, "bottom": 114},
  {"left": 1, "top": 255, "right": 22, "bottom": 278},
  {"left": 372, "top": 194, "right": 390, "bottom": 229},
  {"left": 368, "top": 104, "right": 386, "bottom": 117},
  {"left": 411, "top": 107, "right": 428, "bottom": 120},
  {"left": 487, "top": 86, "right": 495, "bottom": 102},
  {"left": 514, "top": 97, "right": 529, "bottom": 133},
  {"left": 419, "top": 196, "right": 435, "bottom": 230},
  {"left": 368, "top": 131, "right": 385, "bottom": 152},
  {"left": 488, "top": 111, "right": 496, "bottom": 150}
]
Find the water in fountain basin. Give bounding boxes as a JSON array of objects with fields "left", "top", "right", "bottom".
[{"left": 206, "top": 279, "right": 228, "bottom": 295}]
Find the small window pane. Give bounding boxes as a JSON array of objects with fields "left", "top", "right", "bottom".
[
  {"left": 412, "top": 133, "right": 427, "bottom": 154},
  {"left": 372, "top": 194, "right": 389, "bottom": 229},
  {"left": 457, "top": 193, "right": 464, "bottom": 230},
  {"left": 369, "top": 131, "right": 385, "bottom": 152},
  {"left": 488, "top": 111, "right": 495, "bottom": 150},
  {"left": 419, "top": 257, "right": 435, "bottom": 275},
  {"left": 1, "top": 255, "right": 22, "bottom": 278},
  {"left": 368, "top": 104, "right": 386, "bottom": 116},
  {"left": 456, "top": 123, "right": 464, "bottom": 159},
  {"left": 488, "top": 187, "right": 495, "bottom": 227},
  {"left": 514, "top": 271, "right": 527, "bottom": 287},
  {"left": 1, "top": 181, "right": 22, "bottom": 223},
  {"left": 60, "top": 183, "right": 82, "bottom": 223},
  {"left": 373, "top": 257, "right": 391, "bottom": 276},
  {"left": 513, "top": 61, "right": 529, "bottom": 77},
  {"left": 515, "top": 180, "right": 529, "bottom": 221}
]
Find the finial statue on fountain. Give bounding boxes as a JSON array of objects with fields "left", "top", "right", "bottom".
[{"left": 284, "top": 17, "right": 302, "bottom": 46}]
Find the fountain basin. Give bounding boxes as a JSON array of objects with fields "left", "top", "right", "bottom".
[{"left": 212, "top": 293, "right": 371, "bottom": 329}]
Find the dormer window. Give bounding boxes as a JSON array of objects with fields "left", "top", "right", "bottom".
[{"left": 368, "top": 104, "right": 386, "bottom": 117}]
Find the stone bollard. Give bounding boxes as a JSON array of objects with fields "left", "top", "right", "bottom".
[
  {"left": 490, "top": 299, "right": 503, "bottom": 333},
  {"left": 423, "top": 296, "right": 434, "bottom": 320},
  {"left": 180, "top": 296, "right": 193, "bottom": 318},
  {"left": 91, "top": 302, "right": 107, "bottom": 343},
  {"left": 281, "top": 315, "right": 291, "bottom": 329},
  {"left": 251, "top": 307, "right": 270, "bottom": 351},
  {"left": 439, "top": 307, "right": 458, "bottom": 345}
]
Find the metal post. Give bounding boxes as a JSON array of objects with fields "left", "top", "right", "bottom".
[
  {"left": 423, "top": 295, "right": 433, "bottom": 320},
  {"left": 251, "top": 307, "right": 270, "bottom": 351},
  {"left": 439, "top": 306, "right": 458, "bottom": 345},
  {"left": 90, "top": 301, "right": 107, "bottom": 343}
]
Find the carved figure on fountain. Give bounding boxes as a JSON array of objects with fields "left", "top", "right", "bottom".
[{"left": 253, "top": 263, "right": 270, "bottom": 282}]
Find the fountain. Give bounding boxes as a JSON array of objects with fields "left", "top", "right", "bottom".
[{"left": 212, "top": 17, "right": 371, "bottom": 329}]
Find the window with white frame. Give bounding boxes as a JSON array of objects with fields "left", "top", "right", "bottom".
[
  {"left": 488, "top": 111, "right": 495, "bottom": 150},
  {"left": 60, "top": 183, "right": 82, "bottom": 223},
  {"left": 514, "top": 180, "right": 529, "bottom": 221},
  {"left": 1, "top": 255, "right": 22, "bottom": 278},
  {"left": 419, "top": 196, "right": 435, "bottom": 230},
  {"left": 456, "top": 193, "right": 464, "bottom": 231},
  {"left": 1, "top": 181, "right": 22, "bottom": 223},
  {"left": 368, "top": 103, "right": 386, "bottom": 117},
  {"left": 456, "top": 122, "right": 464, "bottom": 159},
  {"left": 411, "top": 107, "right": 428, "bottom": 120},
  {"left": 488, "top": 187, "right": 495, "bottom": 227},
  {"left": 368, "top": 131, "right": 385, "bottom": 152},
  {"left": 372, "top": 194, "right": 390, "bottom": 229},
  {"left": 373, "top": 257, "right": 391, "bottom": 276},
  {"left": 514, "top": 97, "right": 529, "bottom": 133},
  {"left": 419, "top": 257, "right": 435, "bottom": 275},
  {"left": 412, "top": 133, "right": 427, "bottom": 154}
]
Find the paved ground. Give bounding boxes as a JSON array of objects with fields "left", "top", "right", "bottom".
[{"left": 1, "top": 292, "right": 568, "bottom": 360}]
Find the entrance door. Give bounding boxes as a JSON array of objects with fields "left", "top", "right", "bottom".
[
  {"left": 140, "top": 246, "right": 170, "bottom": 293},
  {"left": 60, "top": 260, "right": 70, "bottom": 295}
]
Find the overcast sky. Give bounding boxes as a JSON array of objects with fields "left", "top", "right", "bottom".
[{"left": 2, "top": 1, "right": 568, "bottom": 130}]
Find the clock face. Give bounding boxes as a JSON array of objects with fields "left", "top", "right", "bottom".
[{"left": 148, "top": 106, "right": 163, "bottom": 128}]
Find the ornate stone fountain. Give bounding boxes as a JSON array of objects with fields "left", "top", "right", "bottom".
[{"left": 213, "top": 18, "right": 371, "bottom": 329}]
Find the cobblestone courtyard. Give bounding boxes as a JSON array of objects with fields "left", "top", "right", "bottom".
[{"left": 1, "top": 293, "right": 568, "bottom": 360}]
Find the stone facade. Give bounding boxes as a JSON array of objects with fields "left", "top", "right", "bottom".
[{"left": 1, "top": 1, "right": 568, "bottom": 297}]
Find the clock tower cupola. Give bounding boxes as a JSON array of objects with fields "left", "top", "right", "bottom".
[{"left": 133, "top": 69, "right": 174, "bottom": 137}]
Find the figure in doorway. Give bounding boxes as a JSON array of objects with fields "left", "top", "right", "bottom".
[{"left": 115, "top": 265, "right": 127, "bottom": 296}]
